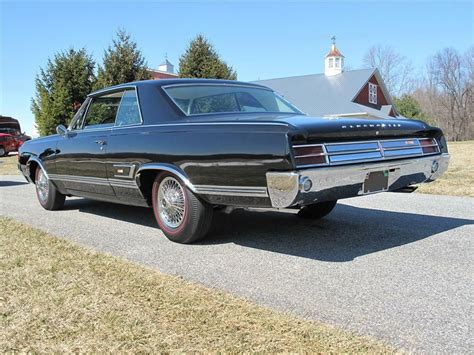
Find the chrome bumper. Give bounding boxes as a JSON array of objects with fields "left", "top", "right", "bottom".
[{"left": 266, "top": 153, "right": 450, "bottom": 208}]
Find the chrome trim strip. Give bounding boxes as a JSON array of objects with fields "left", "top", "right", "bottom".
[
  {"left": 63, "top": 121, "right": 289, "bottom": 134},
  {"left": 88, "top": 84, "right": 139, "bottom": 97},
  {"left": 26, "top": 157, "right": 49, "bottom": 180},
  {"left": 194, "top": 185, "right": 268, "bottom": 197},
  {"left": 49, "top": 174, "right": 140, "bottom": 189},
  {"left": 135, "top": 163, "right": 197, "bottom": 193},
  {"left": 48, "top": 174, "right": 111, "bottom": 186}
]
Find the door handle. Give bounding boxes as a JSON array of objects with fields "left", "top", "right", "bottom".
[{"left": 95, "top": 140, "right": 106, "bottom": 150}]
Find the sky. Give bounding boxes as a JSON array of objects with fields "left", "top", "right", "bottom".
[{"left": 1, "top": 0, "right": 473, "bottom": 137}]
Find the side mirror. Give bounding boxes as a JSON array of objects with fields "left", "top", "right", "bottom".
[{"left": 56, "top": 125, "right": 68, "bottom": 137}]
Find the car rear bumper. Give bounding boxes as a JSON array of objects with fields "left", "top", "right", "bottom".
[{"left": 266, "top": 153, "right": 450, "bottom": 208}]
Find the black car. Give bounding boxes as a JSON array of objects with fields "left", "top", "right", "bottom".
[{"left": 18, "top": 79, "right": 450, "bottom": 243}]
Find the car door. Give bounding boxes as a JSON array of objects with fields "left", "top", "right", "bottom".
[
  {"left": 105, "top": 88, "right": 147, "bottom": 203},
  {"left": 54, "top": 91, "right": 124, "bottom": 196}
]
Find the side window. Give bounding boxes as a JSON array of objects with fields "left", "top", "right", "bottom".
[
  {"left": 69, "top": 99, "right": 89, "bottom": 130},
  {"left": 83, "top": 92, "right": 122, "bottom": 129},
  {"left": 115, "top": 89, "right": 142, "bottom": 126}
]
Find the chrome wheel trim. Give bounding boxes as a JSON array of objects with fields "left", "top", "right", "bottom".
[
  {"left": 36, "top": 168, "right": 49, "bottom": 203},
  {"left": 0, "top": 147, "right": 5, "bottom": 156},
  {"left": 157, "top": 176, "right": 186, "bottom": 229}
]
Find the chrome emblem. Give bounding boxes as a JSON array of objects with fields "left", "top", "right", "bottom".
[{"left": 341, "top": 123, "right": 402, "bottom": 129}]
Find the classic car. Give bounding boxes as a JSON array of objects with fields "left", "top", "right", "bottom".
[
  {"left": 0, "top": 133, "right": 16, "bottom": 156},
  {"left": 18, "top": 79, "right": 450, "bottom": 243}
]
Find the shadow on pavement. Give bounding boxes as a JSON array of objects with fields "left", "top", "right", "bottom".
[
  {"left": 63, "top": 198, "right": 473, "bottom": 262},
  {"left": 0, "top": 180, "right": 28, "bottom": 187}
]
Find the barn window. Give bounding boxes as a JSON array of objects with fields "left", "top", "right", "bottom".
[
  {"left": 328, "top": 58, "right": 334, "bottom": 68},
  {"left": 335, "top": 57, "right": 340, "bottom": 68},
  {"left": 368, "top": 83, "right": 378, "bottom": 104}
]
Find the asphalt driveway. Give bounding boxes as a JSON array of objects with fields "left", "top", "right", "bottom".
[{"left": 1, "top": 175, "right": 473, "bottom": 352}]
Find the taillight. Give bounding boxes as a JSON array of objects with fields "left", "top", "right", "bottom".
[
  {"left": 293, "top": 144, "right": 328, "bottom": 167},
  {"left": 419, "top": 138, "right": 440, "bottom": 154}
]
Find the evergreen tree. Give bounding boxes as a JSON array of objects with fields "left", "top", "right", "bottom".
[
  {"left": 31, "top": 48, "right": 95, "bottom": 136},
  {"left": 95, "top": 29, "right": 150, "bottom": 89},
  {"left": 179, "top": 34, "right": 237, "bottom": 79},
  {"left": 393, "top": 95, "right": 426, "bottom": 119}
]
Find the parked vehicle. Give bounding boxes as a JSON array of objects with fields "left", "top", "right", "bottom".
[
  {"left": 0, "top": 115, "right": 31, "bottom": 150},
  {"left": 18, "top": 79, "right": 450, "bottom": 243},
  {"left": 0, "top": 133, "right": 16, "bottom": 156}
]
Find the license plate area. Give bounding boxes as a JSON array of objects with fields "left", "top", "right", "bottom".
[{"left": 363, "top": 170, "right": 389, "bottom": 194}]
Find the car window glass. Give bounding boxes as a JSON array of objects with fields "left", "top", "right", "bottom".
[
  {"left": 164, "top": 85, "right": 301, "bottom": 116},
  {"left": 115, "top": 89, "right": 141, "bottom": 126},
  {"left": 83, "top": 92, "right": 122, "bottom": 129},
  {"left": 69, "top": 99, "right": 90, "bottom": 130},
  {"left": 191, "top": 93, "right": 239, "bottom": 114}
]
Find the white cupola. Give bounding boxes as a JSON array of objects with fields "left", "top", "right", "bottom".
[
  {"left": 158, "top": 55, "right": 175, "bottom": 74},
  {"left": 324, "top": 36, "right": 344, "bottom": 76}
]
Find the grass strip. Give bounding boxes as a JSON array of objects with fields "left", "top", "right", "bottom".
[{"left": 0, "top": 217, "right": 393, "bottom": 352}]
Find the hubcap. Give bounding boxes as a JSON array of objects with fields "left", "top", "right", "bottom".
[
  {"left": 157, "top": 176, "right": 186, "bottom": 229},
  {"left": 0, "top": 147, "right": 5, "bottom": 156},
  {"left": 36, "top": 169, "right": 49, "bottom": 202}
]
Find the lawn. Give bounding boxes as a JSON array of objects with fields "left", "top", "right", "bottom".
[
  {"left": 416, "top": 141, "right": 473, "bottom": 197},
  {"left": 0, "top": 217, "right": 392, "bottom": 352},
  {"left": 0, "top": 154, "right": 18, "bottom": 175},
  {"left": 1, "top": 142, "right": 472, "bottom": 196}
]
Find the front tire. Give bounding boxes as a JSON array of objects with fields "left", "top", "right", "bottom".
[
  {"left": 297, "top": 200, "right": 337, "bottom": 219},
  {"left": 152, "top": 172, "right": 213, "bottom": 244},
  {"left": 35, "top": 167, "right": 65, "bottom": 210},
  {"left": 0, "top": 146, "right": 6, "bottom": 157}
]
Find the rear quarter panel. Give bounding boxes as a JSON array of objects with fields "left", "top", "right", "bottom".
[{"left": 106, "top": 123, "right": 294, "bottom": 206}]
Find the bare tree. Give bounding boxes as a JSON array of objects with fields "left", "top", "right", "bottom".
[
  {"left": 363, "top": 44, "right": 414, "bottom": 97},
  {"left": 420, "top": 47, "right": 473, "bottom": 141}
]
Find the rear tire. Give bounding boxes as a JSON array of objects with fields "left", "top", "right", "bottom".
[
  {"left": 0, "top": 146, "right": 5, "bottom": 157},
  {"left": 35, "top": 167, "right": 65, "bottom": 210},
  {"left": 152, "top": 171, "right": 213, "bottom": 244},
  {"left": 297, "top": 200, "right": 337, "bottom": 219}
]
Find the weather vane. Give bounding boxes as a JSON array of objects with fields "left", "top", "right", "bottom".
[{"left": 331, "top": 35, "right": 336, "bottom": 45}]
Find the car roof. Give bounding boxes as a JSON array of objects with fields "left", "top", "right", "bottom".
[{"left": 89, "top": 78, "right": 270, "bottom": 97}]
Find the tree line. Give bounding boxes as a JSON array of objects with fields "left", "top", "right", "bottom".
[
  {"left": 32, "top": 30, "right": 236, "bottom": 136},
  {"left": 364, "top": 44, "right": 473, "bottom": 141},
  {"left": 32, "top": 31, "right": 472, "bottom": 140}
]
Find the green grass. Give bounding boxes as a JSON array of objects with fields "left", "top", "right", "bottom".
[
  {"left": 0, "top": 217, "right": 394, "bottom": 352},
  {"left": 0, "top": 154, "right": 18, "bottom": 175},
  {"left": 417, "top": 141, "right": 474, "bottom": 197}
]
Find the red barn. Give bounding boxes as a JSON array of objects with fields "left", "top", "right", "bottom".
[{"left": 147, "top": 58, "right": 179, "bottom": 80}]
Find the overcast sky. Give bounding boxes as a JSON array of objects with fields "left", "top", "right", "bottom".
[{"left": 1, "top": 0, "right": 473, "bottom": 136}]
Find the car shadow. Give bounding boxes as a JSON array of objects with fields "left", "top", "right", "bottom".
[
  {"left": 63, "top": 198, "right": 157, "bottom": 228},
  {"left": 62, "top": 198, "right": 473, "bottom": 262},
  {"left": 0, "top": 180, "right": 28, "bottom": 187}
]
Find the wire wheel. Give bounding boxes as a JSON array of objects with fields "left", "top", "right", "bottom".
[
  {"left": 36, "top": 168, "right": 49, "bottom": 203},
  {"left": 157, "top": 176, "right": 186, "bottom": 229}
]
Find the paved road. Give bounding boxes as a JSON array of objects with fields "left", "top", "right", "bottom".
[{"left": 1, "top": 175, "right": 473, "bottom": 352}]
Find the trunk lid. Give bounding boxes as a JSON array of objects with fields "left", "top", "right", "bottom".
[{"left": 275, "top": 115, "right": 440, "bottom": 143}]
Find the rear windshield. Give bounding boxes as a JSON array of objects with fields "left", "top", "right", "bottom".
[{"left": 163, "top": 84, "right": 301, "bottom": 116}]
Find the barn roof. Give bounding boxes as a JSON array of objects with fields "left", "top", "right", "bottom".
[{"left": 254, "top": 68, "right": 395, "bottom": 119}]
